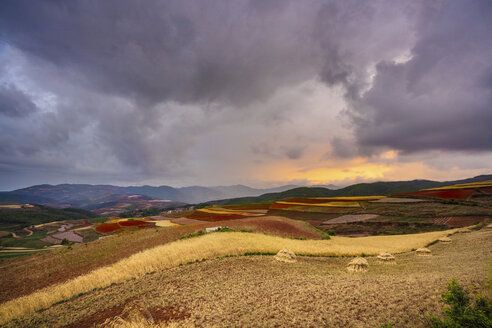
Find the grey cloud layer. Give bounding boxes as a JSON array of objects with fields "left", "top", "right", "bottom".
[
  {"left": 349, "top": 1, "right": 492, "bottom": 154},
  {"left": 0, "top": 0, "right": 491, "bottom": 188}
]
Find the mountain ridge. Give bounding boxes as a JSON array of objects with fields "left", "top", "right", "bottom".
[
  {"left": 4, "top": 183, "right": 299, "bottom": 207},
  {"left": 2, "top": 175, "right": 491, "bottom": 208}
]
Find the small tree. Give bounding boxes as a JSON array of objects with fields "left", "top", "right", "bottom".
[
  {"left": 426, "top": 279, "right": 491, "bottom": 327},
  {"left": 61, "top": 238, "right": 70, "bottom": 245}
]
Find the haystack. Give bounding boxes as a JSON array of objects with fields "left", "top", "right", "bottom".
[
  {"left": 376, "top": 252, "right": 396, "bottom": 264},
  {"left": 347, "top": 257, "right": 369, "bottom": 272},
  {"left": 438, "top": 237, "right": 452, "bottom": 243},
  {"left": 416, "top": 247, "right": 432, "bottom": 256},
  {"left": 274, "top": 249, "right": 296, "bottom": 263}
]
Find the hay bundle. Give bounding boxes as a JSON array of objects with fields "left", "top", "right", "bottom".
[
  {"left": 438, "top": 237, "right": 452, "bottom": 243},
  {"left": 274, "top": 249, "right": 296, "bottom": 263},
  {"left": 377, "top": 252, "right": 396, "bottom": 264},
  {"left": 416, "top": 247, "right": 432, "bottom": 256},
  {"left": 347, "top": 257, "right": 369, "bottom": 272}
]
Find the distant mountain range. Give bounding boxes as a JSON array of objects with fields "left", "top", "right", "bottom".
[
  {"left": 0, "top": 183, "right": 298, "bottom": 208},
  {"left": 1, "top": 175, "right": 490, "bottom": 209}
]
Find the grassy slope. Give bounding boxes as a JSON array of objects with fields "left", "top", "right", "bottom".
[{"left": 0, "top": 229, "right": 458, "bottom": 324}]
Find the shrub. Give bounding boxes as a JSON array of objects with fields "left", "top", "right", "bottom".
[
  {"left": 381, "top": 323, "right": 395, "bottom": 328},
  {"left": 321, "top": 234, "right": 331, "bottom": 240},
  {"left": 471, "top": 222, "right": 486, "bottom": 231},
  {"left": 427, "top": 239, "right": 439, "bottom": 247},
  {"left": 217, "top": 227, "right": 234, "bottom": 232},
  {"left": 426, "top": 279, "right": 491, "bottom": 327},
  {"left": 60, "top": 238, "right": 70, "bottom": 245}
]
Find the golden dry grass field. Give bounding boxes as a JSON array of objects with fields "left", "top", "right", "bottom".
[{"left": 3, "top": 228, "right": 490, "bottom": 328}]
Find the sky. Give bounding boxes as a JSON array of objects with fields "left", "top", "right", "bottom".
[{"left": 0, "top": 0, "right": 491, "bottom": 190}]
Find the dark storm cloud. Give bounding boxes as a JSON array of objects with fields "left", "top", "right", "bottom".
[
  {"left": 0, "top": 0, "right": 317, "bottom": 107},
  {"left": 0, "top": 84, "right": 37, "bottom": 117},
  {"left": 347, "top": 1, "right": 492, "bottom": 153},
  {"left": 0, "top": 0, "right": 491, "bottom": 189}
]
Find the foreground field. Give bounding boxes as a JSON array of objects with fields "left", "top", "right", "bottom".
[
  {"left": 5, "top": 228, "right": 490, "bottom": 327},
  {"left": 0, "top": 228, "right": 457, "bottom": 324}
]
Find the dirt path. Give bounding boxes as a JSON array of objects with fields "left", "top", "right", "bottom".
[{"left": 22, "top": 228, "right": 33, "bottom": 237}]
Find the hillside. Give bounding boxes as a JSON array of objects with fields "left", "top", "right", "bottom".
[
  {"left": 0, "top": 204, "right": 98, "bottom": 230},
  {"left": 206, "top": 175, "right": 492, "bottom": 205}
]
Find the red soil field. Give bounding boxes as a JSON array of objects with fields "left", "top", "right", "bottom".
[
  {"left": 402, "top": 189, "right": 475, "bottom": 200},
  {"left": 95, "top": 223, "right": 121, "bottom": 233},
  {"left": 223, "top": 204, "right": 271, "bottom": 210},
  {"left": 187, "top": 211, "right": 247, "bottom": 221},
  {"left": 119, "top": 220, "right": 147, "bottom": 227},
  {"left": 284, "top": 198, "right": 361, "bottom": 204},
  {"left": 269, "top": 203, "right": 294, "bottom": 210}
]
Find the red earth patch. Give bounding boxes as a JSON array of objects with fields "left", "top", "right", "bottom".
[
  {"left": 401, "top": 189, "right": 475, "bottom": 200},
  {"left": 95, "top": 223, "right": 121, "bottom": 233},
  {"left": 119, "top": 220, "right": 147, "bottom": 227}
]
